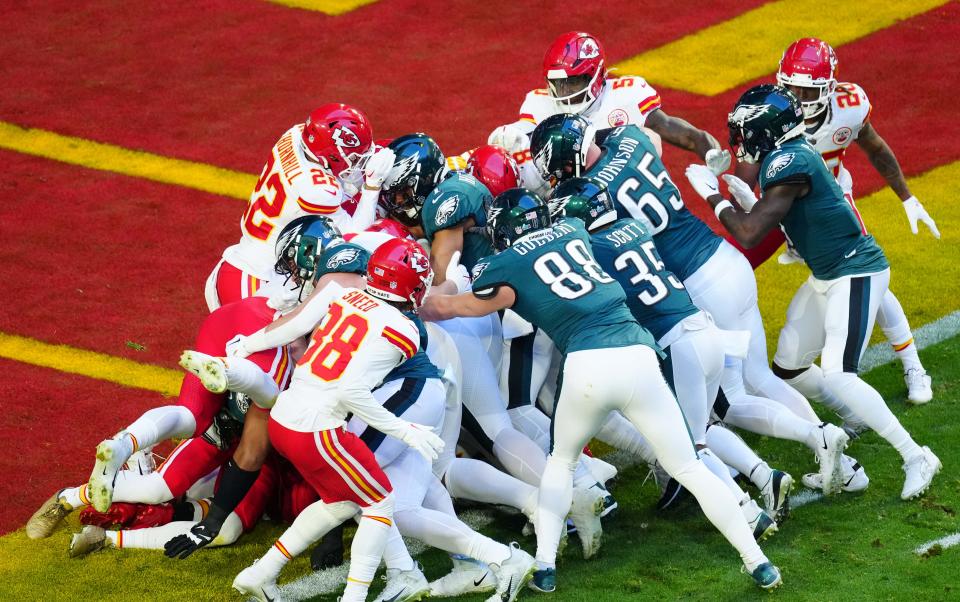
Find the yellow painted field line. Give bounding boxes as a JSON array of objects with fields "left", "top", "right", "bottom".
[
  {"left": 614, "top": 0, "right": 949, "bottom": 96},
  {"left": 0, "top": 332, "right": 182, "bottom": 397},
  {"left": 262, "top": 0, "right": 379, "bottom": 15},
  {"left": 0, "top": 121, "right": 255, "bottom": 200}
]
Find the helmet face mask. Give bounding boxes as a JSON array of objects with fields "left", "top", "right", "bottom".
[
  {"left": 543, "top": 32, "right": 607, "bottom": 114},
  {"left": 379, "top": 134, "right": 445, "bottom": 228},
  {"left": 776, "top": 37, "right": 838, "bottom": 120},
  {"left": 727, "top": 85, "right": 806, "bottom": 165},
  {"left": 274, "top": 216, "right": 342, "bottom": 301}
]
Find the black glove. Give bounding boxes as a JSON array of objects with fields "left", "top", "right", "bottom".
[{"left": 163, "top": 517, "right": 221, "bottom": 559}]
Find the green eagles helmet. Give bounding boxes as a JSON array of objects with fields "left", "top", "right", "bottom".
[
  {"left": 274, "top": 215, "right": 342, "bottom": 299},
  {"left": 529, "top": 113, "right": 595, "bottom": 186},
  {"left": 551, "top": 177, "right": 616, "bottom": 231},
  {"left": 487, "top": 187, "right": 552, "bottom": 251},
  {"left": 727, "top": 84, "right": 805, "bottom": 164},
  {"left": 381, "top": 133, "right": 446, "bottom": 228}
]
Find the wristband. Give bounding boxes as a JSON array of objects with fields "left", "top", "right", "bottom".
[{"left": 714, "top": 200, "right": 734, "bottom": 219}]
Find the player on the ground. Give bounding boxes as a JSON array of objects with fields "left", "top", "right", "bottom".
[
  {"left": 686, "top": 84, "right": 941, "bottom": 501},
  {"left": 729, "top": 38, "right": 937, "bottom": 404},
  {"left": 421, "top": 189, "right": 782, "bottom": 593},
  {"left": 205, "top": 103, "right": 396, "bottom": 310},
  {"left": 488, "top": 31, "right": 731, "bottom": 191}
]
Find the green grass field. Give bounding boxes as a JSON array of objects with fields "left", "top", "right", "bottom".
[{"left": 1, "top": 334, "right": 955, "bottom": 601}]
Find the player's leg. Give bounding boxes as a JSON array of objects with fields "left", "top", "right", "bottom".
[
  {"left": 207, "top": 259, "right": 263, "bottom": 312},
  {"left": 877, "top": 288, "right": 932, "bottom": 403},
  {"left": 705, "top": 423, "right": 792, "bottom": 519},
  {"left": 819, "top": 271, "right": 940, "bottom": 499}
]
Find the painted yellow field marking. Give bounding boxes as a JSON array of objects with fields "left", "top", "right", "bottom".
[
  {"left": 614, "top": 0, "right": 950, "bottom": 96},
  {"left": 0, "top": 121, "right": 255, "bottom": 200},
  {"left": 0, "top": 332, "right": 181, "bottom": 397},
  {"left": 262, "top": 0, "right": 378, "bottom": 15}
]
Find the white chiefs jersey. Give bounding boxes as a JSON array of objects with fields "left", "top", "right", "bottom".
[
  {"left": 269, "top": 287, "right": 420, "bottom": 433},
  {"left": 803, "top": 82, "right": 872, "bottom": 196},
  {"left": 222, "top": 124, "right": 350, "bottom": 280}
]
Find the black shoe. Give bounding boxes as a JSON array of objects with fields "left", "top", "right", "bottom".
[{"left": 310, "top": 523, "right": 345, "bottom": 570}]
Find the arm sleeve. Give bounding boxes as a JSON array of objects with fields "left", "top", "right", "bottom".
[
  {"left": 244, "top": 283, "right": 345, "bottom": 353},
  {"left": 335, "top": 337, "right": 413, "bottom": 438}
]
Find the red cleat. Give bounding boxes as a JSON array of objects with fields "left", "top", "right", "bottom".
[{"left": 79, "top": 502, "right": 174, "bottom": 530}]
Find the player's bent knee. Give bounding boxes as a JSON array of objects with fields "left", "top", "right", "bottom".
[{"left": 362, "top": 493, "right": 395, "bottom": 520}]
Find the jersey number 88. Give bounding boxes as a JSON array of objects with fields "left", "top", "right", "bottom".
[{"left": 533, "top": 239, "right": 613, "bottom": 300}]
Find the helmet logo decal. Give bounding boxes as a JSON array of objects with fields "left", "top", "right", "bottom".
[
  {"left": 388, "top": 152, "right": 420, "bottom": 188},
  {"left": 435, "top": 196, "right": 460, "bottom": 226},
  {"left": 548, "top": 195, "right": 572, "bottom": 217},
  {"left": 729, "top": 104, "right": 769, "bottom": 125},
  {"left": 765, "top": 152, "right": 795, "bottom": 179},
  {"left": 408, "top": 248, "right": 430, "bottom": 273},
  {"left": 533, "top": 143, "right": 553, "bottom": 176},
  {"left": 331, "top": 125, "right": 361, "bottom": 149},
  {"left": 487, "top": 206, "right": 504, "bottom": 224},
  {"left": 326, "top": 247, "right": 361, "bottom": 269},
  {"left": 579, "top": 39, "right": 600, "bottom": 60}
]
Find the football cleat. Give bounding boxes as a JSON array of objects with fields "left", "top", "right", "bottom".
[
  {"left": 648, "top": 462, "right": 690, "bottom": 511},
  {"left": 528, "top": 567, "right": 556, "bottom": 593},
  {"left": 741, "top": 498, "right": 778, "bottom": 541},
  {"left": 429, "top": 556, "right": 497, "bottom": 597},
  {"left": 841, "top": 421, "right": 870, "bottom": 441},
  {"left": 487, "top": 543, "right": 536, "bottom": 602},
  {"left": 233, "top": 561, "right": 284, "bottom": 602},
  {"left": 123, "top": 446, "right": 157, "bottom": 475},
  {"left": 179, "top": 350, "right": 228, "bottom": 394},
  {"left": 901, "top": 446, "right": 941, "bottom": 500},
  {"left": 569, "top": 487, "right": 604, "bottom": 559},
  {"left": 803, "top": 455, "right": 869, "bottom": 493},
  {"left": 583, "top": 456, "right": 618, "bottom": 486},
  {"left": 745, "top": 562, "right": 783, "bottom": 590},
  {"left": 26, "top": 489, "right": 73, "bottom": 539},
  {"left": 759, "top": 470, "right": 793, "bottom": 522},
  {"left": 905, "top": 368, "right": 933, "bottom": 405},
  {"left": 812, "top": 423, "right": 848, "bottom": 496},
  {"left": 373, "top": 564, "right": 430, "bottom": 602},
  {"left": 69, "top": 525, "right": 107, "bottom": 558},
  {"left": 89, "top": 436, "right": 132, "bottom": 513}
]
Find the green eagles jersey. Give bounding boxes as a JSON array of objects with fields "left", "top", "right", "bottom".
[
  {"left": 586, "top": 125, "right": 722, "bottom": 280},
  {"left": 421, "top": 171, "right": 494, "bottom": 271},
  {"left": 384, "top": 312, "right": 441, "bottom": 382},
  {"left": 316, "top": 242, "right": 370, "bottom": 278},
  {"left": 759, "top": 139, "right": 888, "bottom": 280},
  {"left": 589, "top": 218, "right": 698, "bottom": 341},
  {"left": 471, "top": 218, "right": 657, "bottom": 355}
]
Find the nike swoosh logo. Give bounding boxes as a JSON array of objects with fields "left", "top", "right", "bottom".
[
  {"left": 502, "top": 576, "right": 514, "bottom": 600},
  {"left": 381, "top": 592, "right": 402, "bottom": 602},
  {"left": 844, "top": 249, "right": 857, "bottom": 258},
  {"left": 473, "top": 572, "right": 489, "bottom": 587}
]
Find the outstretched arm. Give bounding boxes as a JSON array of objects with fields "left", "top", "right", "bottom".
[
  {"left": 645, "top": 108, "right": 720, "bottom": 159},
  {"left": 419, "top": 286, "right": 516, "bottom": 322}
]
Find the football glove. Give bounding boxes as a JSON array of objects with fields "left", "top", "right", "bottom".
[
  {"left": 444, "top": 251, "right": 471, "bottom": 294},
  {"left": 363, "top": 147, "right": 396, "bottom": 190},
  {"left": 722, "top": 174, "right": 758, "bottom": 212},
  {"left": 163, "top": 519, "right": 220, "bottom": 559},
  {"left": 224, "top": 334, "right": 252, "bottom": 359},
  {"left": 777, "top": 245, "right": 805, "bottom": 266},
  {"left": 488, "top": 124, "right": 528, "bottom": 154},
  {"left": 684, "top": 164, "right": 721, "bottom": 201},
  {"left": 903, "top": 196, "right": 940, "bottom": 239},
  {"left": 705, "top": 148, "right": 732, "bottom": 176},
  {"left": 400, "top": 423, "right": 445, "bottom": 462}
]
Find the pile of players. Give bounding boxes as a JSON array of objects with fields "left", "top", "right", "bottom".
[{"left": 26, "top": 32, "right": 943, "bottom": 602}]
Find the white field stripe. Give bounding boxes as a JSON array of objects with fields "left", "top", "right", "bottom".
[
  {"left": 273, "top": 311, "right": 960, "bottom": 600},
  {"left": 915, "top": 532, "right": 960, "bottom": 556}
]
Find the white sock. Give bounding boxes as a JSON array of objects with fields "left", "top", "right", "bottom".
[
  {"left": 343, "top": 509, "right": 394, "bottom": 602},
  {"left": 748, "top": 369, "right": 821, "bottom": 423},
  {"left": 699, "top": 448, "right": 747, "bottom": 499},
  {"left": 492, "top": 428, "right": 547, "bottom": 486},
  {"left": 877, "top": 291, "right": 923, "bottom": 373},
  {"left": 443, "top": 458, "right": 538, "bottom": 521},
  {"left": 223, "top": 356, "right": 280, "bottom": 407},
  {"left": 783, "top": 365, "right": 861, "bottom": 425},
  {"left": 381, "top": 524, "right": 415, "bottom": 571},
  {"left": 723, "top": 393, "right": 817, "bottom": 447},
  {"left": 112, "top": 521, "right": 193, "bottom": 550},
  {"left": 125, "top": 406, "right": 197, "bottom": 452},
  {"left": 260, "top": 500, "right": 359, "bottom": 579},
  {"left": 534, "top": 455, "right": 575, "bottom": 566},
  {"left": 112, "top": 472, "right": 175, "bottom": 505},
  {"left": 704, "top": 424, "right": 767, "bottom": 487},
  {"left": 60, "top": 483, "right": 92, "bottom": 508},
  {"left": 595, "top": 411, "right": 657, "bottom": 463},
  {"left": 395, "top": 507, "right": 510, "bottom": 566}
]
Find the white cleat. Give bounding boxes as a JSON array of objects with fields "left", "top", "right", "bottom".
[
  {"left": 373, "top": 564, "right": 430, "bottom": 602},
  {"left": 429, "top": 556, "right": 497, "bottom": 597},
  {"left": 124, "top": 446, "right": 156, "bottom": 475},
  {"left": 179, "top": 350, "right": 228, "bottom": 393},
  {"left": 583, "top": 455, "right": 618, "bottom": 485},
  {"left": 26, "top": 490, "right": 73, "bottom": 539},
  {"left": 569, "top": 487, "right": 604, "bottom": 559},
  {"left": 803, "top": 454, "right": 869, "bottom": 493},
  {"left": 487, "top": 543, "right": 536, "bottom": 602},
  {"left": 901, "top": 446, "right": 941, "bottom": 500},
  {"left": 89, "top": 437, "right": 132, "bottom": 512},
  {"left": 759, "top": 470, "right": 793, "bottom": 522},
  {"left": 812, "top": 423, "right": 848, "bottom": 496},
  {"left": 69, "top": 525, "right": 107, "bottom": 558},
  {"left": 741, "top": 498, "right": 778, "bottom": 541},
  {"left": 905, "top": 369, "right": 933, "bottom": 405},
  {"left": 233, "top": 562, "right": 284, "bottom": 602}
]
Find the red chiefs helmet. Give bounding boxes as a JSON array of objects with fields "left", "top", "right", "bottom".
[
  {"left": 776, "top": 38, "right": 838, "bottom": 119},
  {"left": 365, "top": 238, "right": 434, "bottom": 307},
  {"left": 467, "top": 145, "right": 521, "bottom": 197},
  {"left": 366, "top": 218, "right": 414, "bottom": 240},
  {"left": 542, "top": 32, "right": 607, "bottom": 113},
  {"left": 301, "top": 103, "right": 374, "bottom": 177}
]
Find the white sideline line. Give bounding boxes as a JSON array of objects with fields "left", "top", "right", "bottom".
[
  {"left": 274, "top": 310, "right": 960, "bottom": 599},
  {"left": 915, "top": 532, "right": 960, "bottom": 556}
]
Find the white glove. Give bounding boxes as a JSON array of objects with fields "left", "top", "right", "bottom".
[
  {"left": 488, "top": 124, "right": 528, "bottom": 154},
  {"left": 401, "top": 423, "right": 445, "bottom": 461},
  {"left": 722, "top": 174, "right": 758, "bottom": 212},
  {"left": 445, "top": 250, "right": 471, "bottom": 294},
  {"left": 777, "top": 245, "right": 805, "bottom": 266},
  {"left": 902, "top": 196, "right": 940, "bottom": 239},
  {"left": 363, "top": 147, "right": 396, "bottom": 190},
  {"left": 684, "top": 164, "right": 721, "bottom": 201},
  {"left": 225, "top": 334, "right": 252, "bottom": 359},
  {"left": 705, "top": 148, "right": 731, "bottom": 176}
]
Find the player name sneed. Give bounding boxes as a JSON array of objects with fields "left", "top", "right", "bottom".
[{"left": 342, "top": 289, "right": 379, "bottom": 312}]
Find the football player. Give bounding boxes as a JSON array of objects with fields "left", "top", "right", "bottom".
[
  {"left": 729, "top": 38, "right": 936, "bottom": 404},
  {"left": 205, "top": 103, "right": 396, "bottom": 311},
  {"left": 530, "top": 114, "right": 854, "bottom": 495},
  {"left": 421, "top": 189, "right": 782, "bottom": 593},
  {"left": 488, "top": 31, "right": 731, "bottom": 187},
  {"left": 686, "top": 84, "right": 941, "bottom": 500}
]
